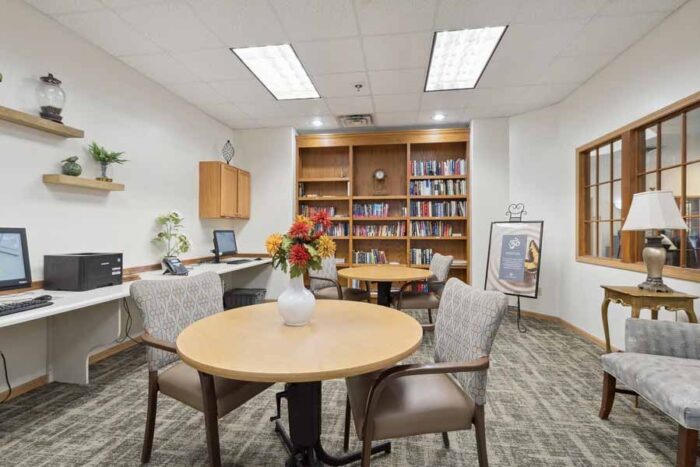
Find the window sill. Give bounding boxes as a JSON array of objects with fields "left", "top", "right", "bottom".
[{"left": 576, "top": 255, "right": 700, "bottom": 283}]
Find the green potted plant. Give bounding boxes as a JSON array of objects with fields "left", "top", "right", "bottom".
[
  {"left": 88, "top": 141, "right": 127, "bottom": 182},
  {"left": 152, "top": 211, "right": 192, "bottom": 267}
]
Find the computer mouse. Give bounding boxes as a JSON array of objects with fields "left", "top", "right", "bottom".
[{"left": 35, "top": 295, "right": 53, "bottom": 301}]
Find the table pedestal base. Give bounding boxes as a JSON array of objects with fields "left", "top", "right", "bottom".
[
  {"left": 275, "top": 382, "right": 391, "bottom": 466},
  {"left": 376, "top": 282, "right": 392, "bottom": 307}
]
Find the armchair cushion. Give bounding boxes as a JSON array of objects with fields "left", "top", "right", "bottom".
[
  {"left": 346, "top": 370, "right": 474, "bottom": 441},
  {"left": 392, "top": 291, "right": 440, "bottom": 309},
  {"left": 625, "top": 319, "right": 700, "bottom": 360},
  {"left": 158, "top": 362, "right": 271, "bottom": 418},
  {"left": 314, "top": 286, "right": 369, "bottom": 301},
  {"left": 601, "top": 352, "right": 700, "bottom": 429}
]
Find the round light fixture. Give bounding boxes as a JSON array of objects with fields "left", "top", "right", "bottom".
[
  {"left": 311, "top": 118, "right": 323, "bottom": 127},
  {"left": 432, "top": 113, "right": 446, "bottom": 121}
]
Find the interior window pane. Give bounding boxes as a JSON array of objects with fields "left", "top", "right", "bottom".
[
  {"left": 612, "top": 221, "right": 622, "bottom": 259},
  {"left": 612, "top": 140, "right": 622, "bottom": 179},
  {"left": 661, "top": 116, "right": 682, "bottom": 167},
  {"left": 598, "top": 183, "right": 610, "bottom": 220},
  {"left": 587, "top": 222, "right": 597, "bottom": 256},
  {"left": 686, "top": 162, "right": 700, "bottom": 215},
  {"left": 660, "top": 166, "right": 682, "bottom": 208},
  {"left": 599, "top": 222, "right": 612, "bottom": 258},
  {"left": 639, "top": 172, "right": 657, "bottom": 191},
  {"left": 612, "top": 181, "right": 622, "bottom": 219},
  {"left": 689, "top": 108, "right": 700, "bottom": 163},
  {"left": 660, "top": 229, "right": 682, "bottom": 267},
  {"left": 588, "top": 150, "right": 597, "bottom": 184},
  {"left": 686, "top": 219, "right": 700, "bottom": 269},
  {"left": 640, "top": 126, "right": 657, "bottom": 173},
  {"left": 599, "top": 144, "right": 611, "bottom": 182},
  {"left": 586, "top": 186, "right": 597, "bottom": 220}
]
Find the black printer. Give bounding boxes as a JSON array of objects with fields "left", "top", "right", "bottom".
[{"left": 44, "top": 253, "right": 123, "bottom": 291}]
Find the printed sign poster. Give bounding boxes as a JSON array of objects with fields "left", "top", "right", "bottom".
[{"left": 485, "top": 221, "right": 543, "bottom": 298}]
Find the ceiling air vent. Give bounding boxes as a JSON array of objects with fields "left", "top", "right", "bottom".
[{"left": 337, "top": 114, "right": 374, "bottom": 128}]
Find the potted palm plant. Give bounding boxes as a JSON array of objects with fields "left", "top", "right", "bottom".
[{"left": 88, "top": 141, "right": 127, "bottom": 182}]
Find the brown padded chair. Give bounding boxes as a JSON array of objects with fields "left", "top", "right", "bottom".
[
  {"left": 309, "top": 257, "right": 370, "bottom": 301},
  {"left": 394, "top": 253, "right": 453, "bottom": 323},
  {"left": 343, "top": 278, "right": 507, "bottom": 466},
  {"left": 130, "top": 272, "right": 271, "bottom": 466}
]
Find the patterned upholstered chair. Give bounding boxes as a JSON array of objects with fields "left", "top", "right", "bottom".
[
  {"left": 343, "top": 278, "right": 507, "bottom": 466},
  {"left": 599, "top": 319, "right": 700, "bottom": 467},
  {"left": 394, "top": 253, "right": 453, "bottom": 323},
  {"left": 309, "top": 257, "right": 370, "bottom": 302},
  {"left": 130, "top": 272, "right": 271, "bottom": 466}
]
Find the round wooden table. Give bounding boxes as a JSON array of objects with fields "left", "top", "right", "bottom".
[
  {"left": 177, "top": 300, "right": 422, "bottom": 467},
  {"left": 337, "top": 265, "right": 432, "bottom": 307}
]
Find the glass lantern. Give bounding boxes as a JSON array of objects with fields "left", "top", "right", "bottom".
[{"left": 36, "top": 73, "right": 65, "bottom": 123}]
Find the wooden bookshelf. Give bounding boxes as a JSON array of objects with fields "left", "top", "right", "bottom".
[{"left": 296, "top": 128, "right": 470, "bottom": 284}]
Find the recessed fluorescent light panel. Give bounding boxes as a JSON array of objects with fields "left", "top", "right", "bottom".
[
  {"left": 231, "top": 44, "right": 319, "bottom": 100},
  {"left": 425, "top": 26, "right": 507, "bottom": 92}
]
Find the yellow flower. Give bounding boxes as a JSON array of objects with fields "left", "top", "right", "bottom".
[
  {"left": 295, "top": 215, "right": 313, "bottom": 228},
  {"left": 265, "top": 233, "right": 283, "bottom": 256},
  {"left": 316, "top": 235, "right": 336, "bottom": 258}
]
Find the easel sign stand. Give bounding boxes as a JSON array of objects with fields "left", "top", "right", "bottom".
[{"left": 484, "top": 204, "right": 544, "bottom": 333}]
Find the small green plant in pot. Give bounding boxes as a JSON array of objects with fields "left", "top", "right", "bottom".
[
  {"left": 88, "top": 141, "right": 127, "bottom": 182},
  {"left": 152, "top": 211, "right": 192, "bottom": 265}
]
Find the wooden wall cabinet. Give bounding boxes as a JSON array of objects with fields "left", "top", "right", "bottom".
[{"left": 199, "top": 161, "right": 250, "bottom": 219}]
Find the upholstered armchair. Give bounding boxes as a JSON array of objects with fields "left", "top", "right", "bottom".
[
  {"left": 599, "top": 318, "right": 700, "bottom": 467},
  {"left": 309, "top": 257, "right": 370, "bottom": 302},
  {"left": 343, "top": 278, "right": 507, "bottom": 466},
  {"left": 394, "top": 253, "right": 453, "bottom": 323},
  {"left": 130, "top": 272, "right": 271, "bottom": 466}
]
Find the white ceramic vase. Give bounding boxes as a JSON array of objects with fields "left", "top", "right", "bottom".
[{"left": 277, "top": 274, "right": 315, "bottom": 326}]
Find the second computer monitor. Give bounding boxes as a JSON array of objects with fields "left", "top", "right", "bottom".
[{"left": 213, "top": 230, "right": 238, "bottom": 258}]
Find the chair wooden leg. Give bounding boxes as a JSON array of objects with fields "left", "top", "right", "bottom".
[
  {"left": 677, "top": 425, "right": 698, "bottom": 467},
  {"left": 474, "top": 404, "right": 488, "bottom": 467},
  {"left": 442, "top": 432, "right": 450, "bottom": 449},
  {"left": 361, "top": 438, "right": 372, "bottom": 467},
  {"left": 428, "top": 309, "right": 433, "bottom": 324},
  {"left": 599, "top": 372, "right": 616, "bottom": 420},
  {"left": 343, "top": 395, "right": 351, "bottom": 452},
  {"left": 198, "top": 371, "right": 221, "bottom": 467},
  {"left": 141, "top": 371, "right": 159, "bottom": 464}
]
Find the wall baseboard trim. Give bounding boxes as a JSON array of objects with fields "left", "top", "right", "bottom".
[
  {"left": 0, "top": 375, "right": 48, "bottom": 402},
  {"left": 88, "top": 335, "right": 143, "bottom": 364},
  {"left": 520, "top": 309, "right": 618, "bottom": 352}
]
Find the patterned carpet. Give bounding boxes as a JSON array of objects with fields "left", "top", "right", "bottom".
[{"left": 0, "top": 311, "right": 691, "bottom": 466}]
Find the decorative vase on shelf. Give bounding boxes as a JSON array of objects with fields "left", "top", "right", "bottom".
[
  {"left": 61, "top": 156, "right": 82, "bottom": 176},
  {"left": 98, "top": 161, "right": 112, "bottom": 182},
  {"left": 277, "top": 275, "right": 316, "bottom": 326}
]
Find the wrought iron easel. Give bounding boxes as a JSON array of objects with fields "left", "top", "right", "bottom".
[{"left": 506, "top": 204, "right": 528, "bottom": 333}]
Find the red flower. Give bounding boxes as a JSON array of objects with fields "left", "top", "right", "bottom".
[
  {"left": 288, "top": 220, "right": 311, "bottom": 239},
  {"left": 311, "top": 211, "right": 332, "bottom": 231},
  {"left": 289, "top": 243, "right": 311, "bottom": 266}
]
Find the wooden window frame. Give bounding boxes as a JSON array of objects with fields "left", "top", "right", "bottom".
[{"left": 576, "top": 91, "right": 700, "bottom": 283}]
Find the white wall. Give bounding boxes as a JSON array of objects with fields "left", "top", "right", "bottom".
[
  {"left": 0, "top": 0, "right": 295, "bottom": 393},
  {"left": 508, "top": 0, "right": 700, "bottom": 349}
]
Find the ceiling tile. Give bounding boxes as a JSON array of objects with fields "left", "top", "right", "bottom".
[
  {"left": 363, "top": 32, "right": 432, "bottom": 71},
  {"left": 277, "top": 99, "right": 331, "bottom": 117},
  {"left": 326, "top": 96, "right": 374, "bottom": 115},
  {"left": 120, "top": 53, "right": 200, "bottom": 84},
  {"left": 172, "top": 48, "right": 251, "bottom": 81},
  {"left": 561, "top": 12, "right": 667, "bottom": 56},
  {"left": 373, "top": 94, "right": 422, "bottom": 113},
  {"left": 368, "top": 68, "right": 427, "bottom": 95},
  {"left": 236, "top": 100, "right": 291, "bottom": 118},
  {"left": 420, "top": 90, "right": 471, "bottom": 111},
  {"left": 599, "top": 0, "right": 686, "bottom": 16},
  {"left": 26, "top": 0, "right": 103, "bottom": 15},
  {"left": 209, "top": 79, "right": 275, "bottom": 103},
  {"left": 536, "top": 54, "right": 616, "bottom": 84},
  {"left": 312, "top": 72, "right": 370, "bottom": 98},
  {"left": 492, "top": 20, "right": 588, "bottom": 62},
  {"left": 270, "top": 0, "right": 358, "bottom": 41},
  {"left": 258, "top": 115, "right": 333, "bottom": 130},
  {"left": 374, "top": 111, "right": 420, "bottom": 126},
  {"left": 434, "top": 0, "right": 522, "bottom": 30},
  {"left": 198, "top": 102, "right": 250, "bottom": 121},
  {"left": 166, "top": 82, "right": 227, "bottom": 104},
  {"left": 514, "top": 0, "right": 607, "bottom": 23},
  {"left": 354, "top": 0, "right": 436, "bottom": 35},
  {"left": 186, "top": 0, "right": 288, "bottom": 47},
  {"left": 477, "top": 58, "right": 551, "bottom": 87},
  {"left": 114, "top": 1, "right": 222, "bottom": 52},
  {"left": 294, "top": 38, "right": 366, "bottom": 75},
  {"left": 101, "top": 0, "right": 164, "bottom": 6},
  {"left": 417, "top": 110, "right": 469, "bottom": 125},
  {"left": 56, "top": 9, "right": 161, "bottom": 56}
]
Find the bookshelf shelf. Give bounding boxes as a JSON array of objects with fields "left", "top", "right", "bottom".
[{"left": 296, "top": 129, "right": 470, "bottom": 284}]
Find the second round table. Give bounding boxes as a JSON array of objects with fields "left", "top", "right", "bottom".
[{"left": 337, "top": 265, "right": 432, "bottom": 306}]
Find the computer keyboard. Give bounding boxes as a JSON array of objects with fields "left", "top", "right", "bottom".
[
  {"left": 0, "top": 296, "right": 53, "bottom": 317},
  {"left": 226, "top": 259, "right": 251, "bottom": 265}
]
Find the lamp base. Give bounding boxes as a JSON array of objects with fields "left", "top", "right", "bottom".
[{"left": 639, "top": 236, "right": 674, "bottom": 293}]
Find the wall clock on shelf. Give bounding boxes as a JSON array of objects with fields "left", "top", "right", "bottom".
[{"left": 373, "top": 168, "right": 386, "bottom": 195}]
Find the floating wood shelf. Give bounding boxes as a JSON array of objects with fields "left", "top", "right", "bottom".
[
  {"left": 42, "top": 174, "right": 124, "bottom": 191},
  {"left": 0, "top": 105, "right": 84, "bottom": 138}
]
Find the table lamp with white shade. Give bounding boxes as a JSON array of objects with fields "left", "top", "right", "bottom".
[{"left": 621, "top": 190, "right": 687, "bottom": 292}]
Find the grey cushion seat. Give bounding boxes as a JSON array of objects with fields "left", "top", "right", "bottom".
[
  {"left": 158, "top": 362, "right": 271, "bottom": 418},
  {"left": 314, "top": 286, "right": 369, "bottom": 301},
  {"left": 602, "top": 352, "right": 700, "bottom": 429},
  {"left": 346, "top": 370, "right": 475, "bottom": 440},
  {"left": 390, "top": 291, "right": 440, "bottom": 309}
]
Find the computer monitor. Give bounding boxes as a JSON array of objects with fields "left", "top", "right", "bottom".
[
  {"left": 213, "top": 230, "right": 237, "bottom": 263},
  {"left": 0, "top": 228, "right": 32, "bottom": 291}
]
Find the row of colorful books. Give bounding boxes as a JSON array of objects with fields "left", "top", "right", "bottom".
[
  {"left": 409, "top": 179, "right": 466, "bottom": 196},
  {"left": 410, "top": 221, "right": 462, "bottom": 237},
  {"left": 352, "top": 249, "right": 388, "bottom": 264},
  {"left": 322, "top": 223, "right": 348, "bottom": 236},
  {"left": 410, "top": 158, "right": 466, "bottom": 176},
  {"left": 352, "top": 222, "right": 406, "bottom": 237},
  {"left": 410, "top": 248, "right": 434, "bottom": 265},
  {"left": 299, "top": 206, "right": 336, "bottom": 216},
  {"left": 410, "top": 200, "right": 466, "bottom": 217},
  {"left": 353, "top": 203, "right": 389, "bottom": 217}
]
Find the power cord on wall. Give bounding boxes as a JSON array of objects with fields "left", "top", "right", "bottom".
[
  {"left": 0, "top": 351, "right": 11, "bottom": 404},
  {"left": 115, "top": 298, "right": 141, "bottom": 346}
]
